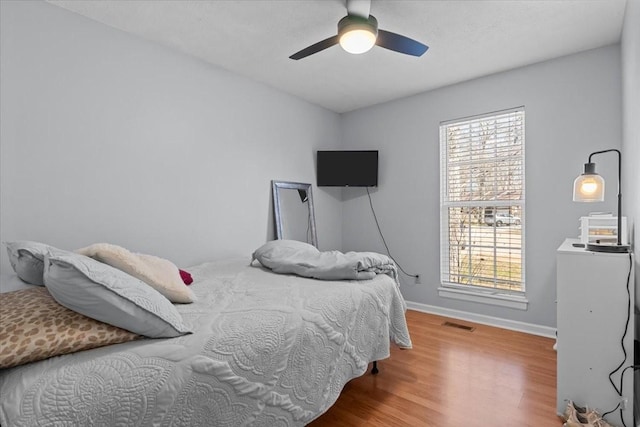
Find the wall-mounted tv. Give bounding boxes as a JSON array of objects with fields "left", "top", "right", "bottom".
[{"left": 317, "top": 150, "right": 378, "bottom": 187}]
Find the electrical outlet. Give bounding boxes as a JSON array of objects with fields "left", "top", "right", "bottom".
[
  {"left": 620, "top": 397, "right": 628, "bottom": 410},
  {"left": 414, "top": 274, "right": 421, "bottom": 285}
]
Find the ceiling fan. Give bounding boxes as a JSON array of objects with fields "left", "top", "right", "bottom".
[{"left": 289, "top": 0, "right": 428, "bottom": 60}]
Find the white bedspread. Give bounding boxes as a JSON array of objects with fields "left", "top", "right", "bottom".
[{"left": 0, "top": 258, "right": 411, "bottom": 426}]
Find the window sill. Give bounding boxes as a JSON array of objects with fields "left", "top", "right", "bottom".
[{"left": 438, "top": 286, "right": 529, "bottom": 310}]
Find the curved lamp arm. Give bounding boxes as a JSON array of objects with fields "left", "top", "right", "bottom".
[{"left": 587, "top": 149, "right": 622, "bottom": 247}]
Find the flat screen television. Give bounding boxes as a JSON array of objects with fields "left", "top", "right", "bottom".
[{"left": 317, "top": 150, "right": 378, "bottom": 187}]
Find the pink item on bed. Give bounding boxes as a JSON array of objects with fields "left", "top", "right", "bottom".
[{"left": 179, "top": 269, "right": 193, "bottom": 285}]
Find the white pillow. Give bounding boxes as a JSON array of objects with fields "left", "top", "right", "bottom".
[
  {"left": 76, "top": 243, "right": 194, "bottom": 304},
  {"left": 44, "top": 252, "right": 191, "bottom": 338}
]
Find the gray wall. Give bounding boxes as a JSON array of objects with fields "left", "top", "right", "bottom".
[
  {"left": 0, "top": 0, "right": 343, "bottom": 274},
  {"left": 621, "top": 0, "right": 639, "bottom": 304},
  {"left": 340, "top": 45, "right": 622, "bottom": 328}
]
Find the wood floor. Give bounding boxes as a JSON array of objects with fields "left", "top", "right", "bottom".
[{"left": 309, "top": 310, "right": 564, "bottom": 427}]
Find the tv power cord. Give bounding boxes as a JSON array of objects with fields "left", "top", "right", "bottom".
[{"left": 366, "top": 187, "right": 420, "bottom": 282}]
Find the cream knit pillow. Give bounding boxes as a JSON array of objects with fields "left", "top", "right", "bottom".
[{"left": 75, "top": 243, "right": 194, "bottom": 303}]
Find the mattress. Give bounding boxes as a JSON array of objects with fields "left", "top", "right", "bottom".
[{"left": 0, "top": 257, "right": 411, "bottom": 426}]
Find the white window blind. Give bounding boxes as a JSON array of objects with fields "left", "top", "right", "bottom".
[{"left": 440, "top": 107, "right": 525, "bottom": 294}]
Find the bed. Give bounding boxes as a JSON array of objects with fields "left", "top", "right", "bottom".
[{"left": 0, "top": 253, "right": 412, "bottom": 426}]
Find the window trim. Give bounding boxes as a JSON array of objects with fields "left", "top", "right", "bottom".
[
  {"left": 437, "top": 285, "right": 529, "bottom": 310},
  {"left": 439, "top": 107, "right": 526, "bottom": 305}
]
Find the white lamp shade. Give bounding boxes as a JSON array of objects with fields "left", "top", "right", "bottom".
[
  {"left": 339, "top": 29, "right": 376, "bottom": 54},
  {"left": 573, "top": 173, "right": 605, "bottom": 202}
]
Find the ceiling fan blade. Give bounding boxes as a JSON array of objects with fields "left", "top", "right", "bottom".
[
  {"left": 289, "top": 35, "right": 339, "bottom": 60},
  {"left": 346, "top": 0, "right": 371, "bottom": 18},
  {"left": 376, "top": 29, "right": 428, "bottom": 57}
]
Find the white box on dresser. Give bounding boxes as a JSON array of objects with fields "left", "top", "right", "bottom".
[
  {"left": 579, "top": 216, "right": 628, "bottom": 245},
  {"left": 556, "top": 238, "right": 635, "bottom": 427}
]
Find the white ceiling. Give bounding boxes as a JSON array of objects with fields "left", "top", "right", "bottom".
[{"left": 47, "top": 0, "right": 627, "bottom": 113}]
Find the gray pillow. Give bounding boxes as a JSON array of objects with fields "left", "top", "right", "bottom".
[
  {"left": 251, "top": 239, "right": 320, "bottom": 266},
  {"left": 44, "top": 252, "right": 191, "bottom": 338},
  {"left": 4, "top": 241, "right": 62, "bottom": 286}
]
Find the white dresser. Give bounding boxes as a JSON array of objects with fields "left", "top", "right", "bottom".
[{"left": 556, "top": 238, "right": 635, "bottom": 427}]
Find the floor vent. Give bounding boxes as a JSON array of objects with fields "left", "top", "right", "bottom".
[{"left": 442, "top": 321, "right": 475, "bottom": 332}]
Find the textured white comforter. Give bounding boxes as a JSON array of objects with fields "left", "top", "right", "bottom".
[{"left": 0, "top": 258, "right": 411, "bottom": 426}]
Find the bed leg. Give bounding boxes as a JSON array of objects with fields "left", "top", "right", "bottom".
[{"left": 371, "top": 361, "right": 379, "bottom": 375}]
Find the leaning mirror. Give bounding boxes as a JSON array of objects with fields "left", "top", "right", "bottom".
[{"left": 272, "top": 180, "right": 318, "bottom": 247}]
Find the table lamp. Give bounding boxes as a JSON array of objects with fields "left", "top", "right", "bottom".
[{"left": 573, "top": 149, "right": 630, "bottom": 253}]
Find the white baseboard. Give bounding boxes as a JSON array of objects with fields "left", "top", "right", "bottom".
[{"left": 405, "top": 300, "right": 557, "bottom": 339}]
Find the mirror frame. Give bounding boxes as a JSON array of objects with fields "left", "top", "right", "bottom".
[{"left": 272, "top": 180, "right": 318, "bottom": 247}]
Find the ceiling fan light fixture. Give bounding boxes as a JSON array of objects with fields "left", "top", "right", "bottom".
[
  {"left": 338, "top": 15, "right": 378, "bottom": 54},
  {"left": 289, "top": 8, "right": 427, "bottom": 61},
  {"left": 339, "top": 29, "right": 376, "bottom": 54}
]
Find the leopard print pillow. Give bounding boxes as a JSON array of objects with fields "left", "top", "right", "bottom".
[{"left": 0, "top": 287, "right": 141, "bottom": 369}]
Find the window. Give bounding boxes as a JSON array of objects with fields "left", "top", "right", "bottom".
[{"left": 439, "top": 108, "right": 526, "bottom": 307}]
